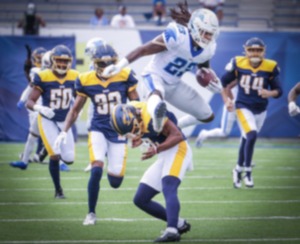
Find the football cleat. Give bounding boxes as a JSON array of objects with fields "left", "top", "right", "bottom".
[
  {"left": 55, "top": 189, "right": 65, "bottom": 199},
  {"left": 244, "top": 172, "right": 254, "bottom": 188},
  {"left": 60, "top": 162, "right": 70, "bottom": 172},
  {"left": 153, "top": 101, "right": 167, "bottom": 133},
  {"left": 232, "top": 169, "right": 242, "bottom": 189},
  {"left": 195, "top": 130, "right": 207, "bottom": 148},
  {"left": 154, "top": 230, "right": 180, "bottom": 242},
  {"left": 10, "top": 161, "right": 28, "bottom": 170},
  {"left": 178, "top": 220, "right": 191, "bottom": 235},
  {"left": 84, "top": 164, "right": 92, "bottom": 172},
  {"left": 83, "top": 212, "right": 97, "bottom": 226}
]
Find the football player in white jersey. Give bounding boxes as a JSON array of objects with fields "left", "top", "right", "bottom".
[
  {"left": 288, "top": 82, "right": 300, "bottom": 117},
  {"left": 103, "top": 2, "right": 222, "bottom": 133},
  {"left": 195, "top": 86, "right": 238, "bottom": 147}
]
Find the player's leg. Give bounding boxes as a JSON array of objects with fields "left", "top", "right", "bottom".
[
  {"left": 236, "top": 108, "right": 259, "bottom": 188},
  {"left": 169, "top": 82, "right": 213, "bottom": 128},
  {"left": 143, "top": 74, "right": 167, "bottom": 133},
  {"left": 84, "top": 102, "right": 94, "bottom": 172},
  {"left": 37, "top": 115, "right": 64, "bottom": 198},
  {"left": 83, "top": 131, "right": 107, "bottom": 225},
  {"left": 106, "top": 141, "right": 128, "bottom": 188}
]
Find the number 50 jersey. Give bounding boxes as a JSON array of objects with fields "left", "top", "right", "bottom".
[{"left": 33, "top": 69, "right": 79, "bottom": 121}]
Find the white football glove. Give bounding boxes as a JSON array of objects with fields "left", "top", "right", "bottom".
[
  {"left": 207, "top": 76, "right": 222, "bottom": 93},
  {"left": 54, "top": 131, "right": 67, "bottom": 153},
  {"left": 33, "top": 104, "right": 55, "bottom": 119},
  {"left": 288, "top": 101, "right": 300, "bottom": 117},
  {"left": 102, "top": 58, "right": 129, "bottom": 78}
]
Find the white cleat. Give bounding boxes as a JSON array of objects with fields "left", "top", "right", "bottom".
[
  {"left": 83, "top": 212, "right": 96, "bottom": 226},
  {"left": 153, "top": 102, "right": 167, "bottom": 133},
  {"left": 195, "top": 130, "right": 207, "bottom": 148},
  {"left": 84, "top": 164, "right": 92, "bottom": 172},
  {"left": 244, "top": 173, "right": 254, "bottom": 188},
  {"left": 232, "top": 169, "right": 242, "bottom": 189}
]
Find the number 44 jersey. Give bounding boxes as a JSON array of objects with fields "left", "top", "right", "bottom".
[
  {"left": 33, "top": 69, "right": 79, "bottom": 122},
  {"left": 142, "top": 22, "right": 217, "bottom": 84}
]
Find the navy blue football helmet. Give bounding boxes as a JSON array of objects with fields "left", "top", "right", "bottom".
[
  {"left": 51, "top": 44, "right": 72, "bottom": 75},
  {"left": 90, "top": 42, "right": 118, "bottom": 78},
  {"left": 244, "top": 37, "right": 266, "bottom": 65},
  {"left": 110, "top": 104, "right": 142, "bottom": 136},
  {"left": 31, "top": 47, "right": 47, "bottom": 68}
]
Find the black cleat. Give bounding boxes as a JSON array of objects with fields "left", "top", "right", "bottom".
[
  {"left": 154, "top": 231, "right": 180, "bottom": 242},
  {"left": 178, "top": 220, "right": 191, "bottom": 235},
  {"left": 55, "top": 189, "right": 65, "bottom": 199}
]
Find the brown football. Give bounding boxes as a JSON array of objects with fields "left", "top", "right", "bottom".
[{"left": 196, "top": 68, "right": 216, "bottom": 87}]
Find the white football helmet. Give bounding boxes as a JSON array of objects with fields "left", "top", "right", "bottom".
[
  {"left": 41, "top": 51, "right": 52, "bottom": 70},
  {"left": 85, "top": 37, "right": 107, "bottom": 58},
  {"left": 188, "top": 8, "right": 219, "bottom": 48}
]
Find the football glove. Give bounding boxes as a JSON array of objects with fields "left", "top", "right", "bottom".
[
  {"left": 54, "top": 131, "right": 67, "bottom": 153},
  {"left": 102, "top": 58, "right": 129, "bottom": 78},
  {"left": 288, "top": 101, "right": 300, "bottom": 117},
  {"left": 207, "top": 76, "right": 222, "bottom": 93},
  {"left": 33, "top": 104, "right": 55, "bottom": 119}
]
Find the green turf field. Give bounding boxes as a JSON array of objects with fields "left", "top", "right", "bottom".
[{"left": 0, "top": 139, "right": 299, "bottom": 244}]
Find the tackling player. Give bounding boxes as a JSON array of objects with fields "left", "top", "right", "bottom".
[
  {"left": 222, "top": 37, "right": 282, "bottom": 188},
  {"left": 103, "top": 2, "right": 222, "bottom": 133},
  {"left": 110, "top": 101, "right": 192, "bottom": 242},
  {"left": 26, "top": 44, "right": 78, "bottom": 198},
  {"left": 53, "top": 40, "right": 140, "bottom": 225}
]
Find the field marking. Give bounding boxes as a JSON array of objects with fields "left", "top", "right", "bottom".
[
  {"left": 0, "top": 216, "right": 300, "bottom": 223},
  {"left": 1, "top": 238, "right": 300, "bottom": 244},
  {"left": 0, "top": 200, "right": 300, "bottom": 206},
  {"left": 0, "top": 185, "right": 300, "bottom": 192}
]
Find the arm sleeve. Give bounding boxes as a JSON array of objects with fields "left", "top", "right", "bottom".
[{"left": 19, "top": 85, "right": 33, "bottom": 102}]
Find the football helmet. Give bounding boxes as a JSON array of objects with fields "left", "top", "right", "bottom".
[
  {"left": 31, "top": 47, "right": 46, "bottom": 68},
  {"left": 188, "top": 8, "right": 219, "bottom": 48},
  {"left": 90, "top": 42, "right": 118, "bottom": 78},
  {"left": 244, "top": 37, "right": 266, "bottom": 65},
  {"left": 110, "top": 104, "right": 142, "bottom": 137},
  {"left": 51, "top": 45, "right": 73, "bottom": 75},
  {"left": 41, "top": 50, "right": 52, "bottom": 70},
  {"left": 85, "top": 37, "right": 106, "bottom": 58}
]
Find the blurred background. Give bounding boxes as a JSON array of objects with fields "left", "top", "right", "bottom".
[{"left": 0, "top": 0, "right": 300, "bottom": 141}]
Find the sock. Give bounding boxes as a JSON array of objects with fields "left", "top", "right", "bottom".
[
  {"left": 244, "top": 131, "right": 257, "bottom": 168},
  {"left": 133, "top": 183, "right": 166, "bottom": 221},
  {"left": 178, "top": 115, "right": 201, "bottom": 128},
  {"left": 22, "top": 133, "right": 38, "bottom": 164},
  {"left": 162, "top": 176, "right": 181, "bottom": 228},
  {"left": 147, "top": 94, "right": 162, "bottom": 118},
  {"left": 107, "top": 174, "right": 123, "bottom": 189},
  {"left": 237, "top": 137, "right": 246, "bottom": 167},
  {"left": 49, "top": 158, "right": 61, "bottom": 192},
  {"left": 88, "top": 167, "right": 103, "bottom": 213}
]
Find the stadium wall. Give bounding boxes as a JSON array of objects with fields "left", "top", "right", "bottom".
[{"left": 0, "top": 29, "right": 299, "bottom": 141}]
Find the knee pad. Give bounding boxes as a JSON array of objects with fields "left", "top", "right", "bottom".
[
  {"left": 107, "top": 174, "right": 123, "bottom": 189},
  {"left": 61, "top": 151, "right": 74, "bottom": 164}
]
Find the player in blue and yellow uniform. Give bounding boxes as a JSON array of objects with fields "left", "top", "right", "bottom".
[
  {"left": 110, "top": 101, "right": 193, "bottom": 243},
  {"left": 221, "top": 37, "right": 282, "bottom": 188},
  {"left": 27, "top": 44, "right": 79, "bottom": 198},
  {"left": 53, "top": 41, "right": 140, "bottom": 225}
]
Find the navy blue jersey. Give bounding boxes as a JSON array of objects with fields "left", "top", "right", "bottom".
[
  {"left": 129, "top": 101, "right": 186, "bottom": 144},
  {"left": 76, "top": 68, "right": 138, "bottom": 142},
  {"left": 33, "top": 69, "right": 78, "bottom": 121},
  {"left": 221, "top": 56, "right": 282, "bottom": 114}
]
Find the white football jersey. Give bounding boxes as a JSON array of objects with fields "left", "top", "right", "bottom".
[{"left": 142, "top": 22, "right": 216, "bottom": 84}]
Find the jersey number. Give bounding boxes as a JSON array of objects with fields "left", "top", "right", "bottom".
[
  {"left": 240, "top": 75, "right": 264, "bottom": 94},
  {"left": 94, "top": 91, "right": 121, "bottom": 115},
  {"left": 164, "top": 57, "right": 197, "bottom": 77},
  {"left": 50, "top": 88, "right": 73, "bottom": 109}
]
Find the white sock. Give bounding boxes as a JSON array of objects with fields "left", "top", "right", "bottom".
[
  {"left": 147, "top": 94, "right": 162, "bottom": 118},
  {"left": 177, "top": 217, "right": 185, "bottom": 228},
  {"left": 22, "top": 134, "right": 38, "bottom": 164},
  {"left": 165, "top": 227, "right": 178, "bottom": 234},
  {"left": 204, "top": 128, "right": 226, "bottom": 138},
  {"left": 178, "top": 115, "right": 201, "bottom": 128}
]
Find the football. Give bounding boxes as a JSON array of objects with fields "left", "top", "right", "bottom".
[{"left": 196, "top": 67, "right": 217, "bottom": 87}]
